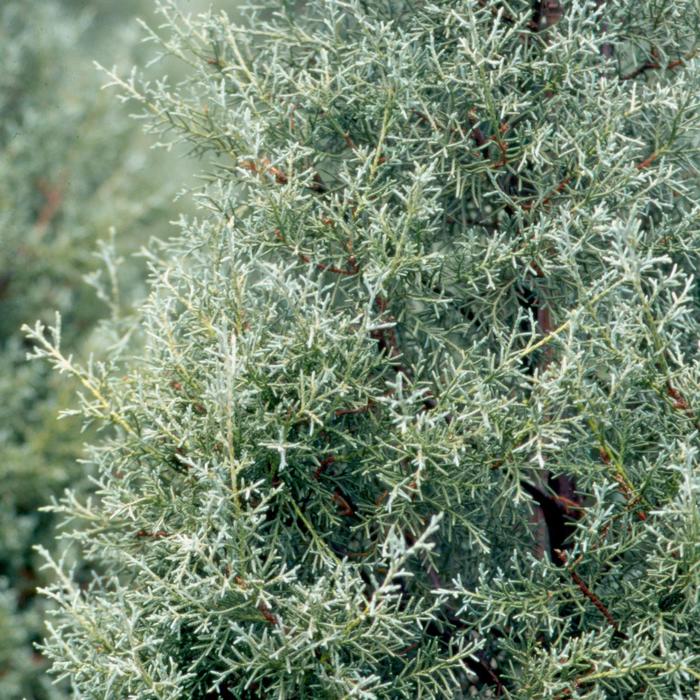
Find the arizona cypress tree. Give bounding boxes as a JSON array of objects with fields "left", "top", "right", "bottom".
[{"left": 27, "top": 0, "right": 700, "bottom": 697}]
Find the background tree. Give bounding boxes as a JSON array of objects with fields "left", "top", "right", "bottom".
[
  {"left": 26, "top": 0, "right": 700, "bottom": 697},
  {"left": 0, "top": 1, "right": 194, "bottom": 696}
]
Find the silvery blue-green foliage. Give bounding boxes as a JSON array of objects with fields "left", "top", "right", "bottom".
[
  {"left": 0, "top": 1, "right": 187, "bottom": 697},
  {"left": 27, "top": 0, "right": 700, "bottom": 697}
]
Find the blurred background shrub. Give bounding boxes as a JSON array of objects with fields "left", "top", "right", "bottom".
[{"left": 0, "top": 1, "right": 224, "bottom": 696}]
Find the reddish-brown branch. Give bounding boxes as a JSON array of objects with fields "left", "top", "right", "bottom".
[
  {"left": 241, "top": 158, "right": 288, "bottom": 185},
  {"left": 342, "top": 131, "right": 357, "bottom": 150},
  {"left": 613, "top": 474, "right": 648, "bottom": 521},
  {"left": 622, "top": 60, "right": 661, "bottom": 81},
  {"left": 492, "top": 139, "right": 509, "bottom": 162},
  {"left": 241, "top": 157, "right": 327, "bottom": 193},
  {"left": 636, "top": 153, "right": 658, "bottom": 170},
  {"left": 466, "top": 111, "right": 512, "bottom": 167},
  {"left": 621, "top": 46, "right": 686, "bottom": 81},
  {"left": 537, "top": 302, "right": 555, "bottom": 367},
  {"left": 667, "top": 383, "right": 695, "bottom": 418},
  {"left": 257, "top": 602, "right": 279, "bottom": 626},
  {"left": 310, "top": 258, "right": 359, "bottom": 276},
  {"left": 332, "top": 489, "right": 355, "bottom": 517},
  {"left": 554, "top": 549, "right": 625, "bottom": 636},
  {"left": 334, "top": 401, "right": 373, "bottom": 418},
  {"left": 313, "top": 454, "right": 335, "bottom": 480},
  {"left": 553, "top": 494, "right": 585, "bottom": 514},
  {"left": 600, "top": 446, "right": 648, "bottom": 520},
  {"left": 490, "top": 131, "right": 509, "bottom": 168},
  {"left": 397, "top": 641, "right": 419, "bottom": 656},
  {"left": 135, "top": 529, "right": 169, "bottom": 539}
]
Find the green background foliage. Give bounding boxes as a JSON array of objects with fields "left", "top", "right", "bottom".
[{"left": 0, "top": 1, "right": 197, "bottom": 695}]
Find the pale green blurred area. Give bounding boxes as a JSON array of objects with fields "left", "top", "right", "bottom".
[{"left": 0, "top": 1, "right": 239, "bottom": 697}]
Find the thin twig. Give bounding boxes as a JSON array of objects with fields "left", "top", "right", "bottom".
[{"left": 554, "top": 549, "right": 626, "bottom": 637}]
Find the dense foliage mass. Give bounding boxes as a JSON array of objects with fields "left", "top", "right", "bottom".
[
  {"left": 27, "top": 1, "right": 700, "bottom": 697},
  {"left": 0, "top": 1, "right": 182, "bottom": 696}
]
